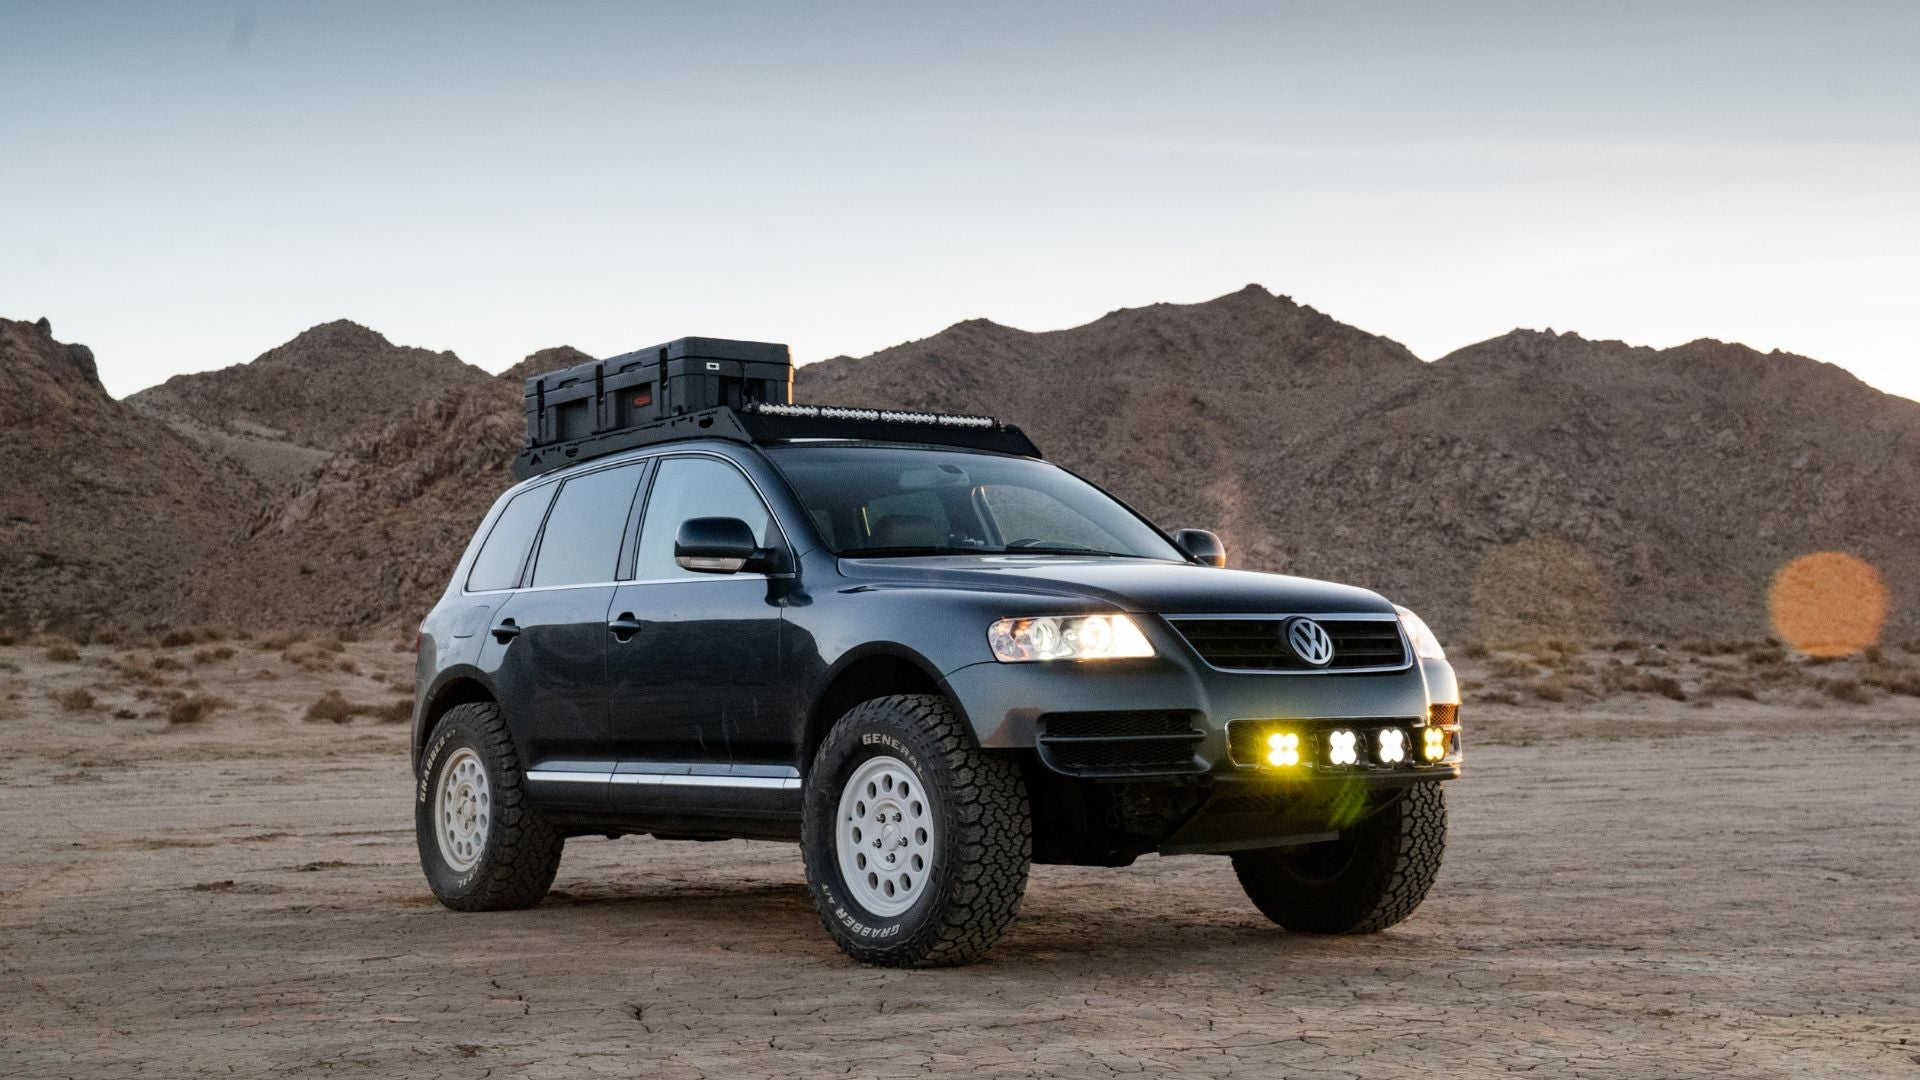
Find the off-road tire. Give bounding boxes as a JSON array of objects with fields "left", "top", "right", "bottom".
[
  {"left": 802, "top": 694, "right": 1032, "bottom": 967},
  {"left": 415, "top": 702, "right": 563, "bottom": 911},
  {"left": 1232, "top": 782, "right": 1446, "bottom": 934}
]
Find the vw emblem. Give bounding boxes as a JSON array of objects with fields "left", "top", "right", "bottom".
[{"left": 1286, "top": 617, "right": 1335, "bottom": 667}]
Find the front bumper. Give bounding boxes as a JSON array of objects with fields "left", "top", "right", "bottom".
[{"left": 943, "top": 653, "right": 1462, "bottom": 781}]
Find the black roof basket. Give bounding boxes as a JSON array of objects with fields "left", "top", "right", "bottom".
[{"left": 511, "top": 403, "right": 1043, "bottom": 481}]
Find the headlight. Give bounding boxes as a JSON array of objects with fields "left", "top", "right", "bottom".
[
  {"left": 1395, "top": 605, "right": 1446, "bottom": 661},
  {"left": 987, "top": 614, "right": 1156, "bottom": 662}
]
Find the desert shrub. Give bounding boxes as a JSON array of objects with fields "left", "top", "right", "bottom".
[
  {"left": 1487, "top": 656, "right": 1537, "bottom": 680},
  {"left": 304, "top": 690, "right": 360, "bottom": 724},
  {"left": 1821, "top": 678, "right": 1874, "bottom": 705},
  {"left": 369, "top": 671, "right": 388, "bottom": 684},
  {"left": 167, "top": 695, "right": 225, "bottom": 725},
  {"left": 1864, "top": 646, "right": 1883, "bottom": 664},
  {"left": 337, "top": 658, "right": 360, "bottom": 675},
  {"left": 191, "top": 646, "right": 238, "bottom": 665},
  {"left": 1477, "top": 687, "right": 1521, "bottom": 705},
  {"left": 0, "top": 631, "right": 17, "bottom": 647},
  {"left": 157, "top": 629, "right": 196, "bottom": 648},
  {"left": 255, "top": 631, "right": 297, "bottom": 651},
  {"left": 1526, "top": 677, "right": 1569, "bottom": 703},
  {"left": 1701, "top": 675, "right": 1759, "bottom": 701},
  {"left": 151, "top": 656, "right": 185, "bottom": 672},
  {"left": 253, "top": 668, "right": 280, "bottom": 681},
  {"left": 55, "top": 688, "right": 96, "bottom": 712},
  {"left": 45, "top": 644, "right": 81, "bottom": 663},
  {"left": 91, "top": 630, "right": 121, "bottom": 646},
  {"left": 376, "top": 698, "right": 412, "bottom": 724},
  {"left": 1624, "top": 673, "right": 1687, "bottom": 701},
  {"left": 1456, "top": 641, "right": 1490, "bottom": 660},
  {"left": 318, "top": 637, "right": 346, "bottom": 655},
  {"left": 281, "top": 645, "right": 336, "bottom": 673},
  {"left": 1865, "top": 671, "right": 1920, "bottom": 697},
  {"left": 112, "top": 707, "right": 138, "bottom": 719}
]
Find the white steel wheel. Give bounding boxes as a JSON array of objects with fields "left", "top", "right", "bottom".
[
  {"left": 434, "top": 747, "right": 491, "bottom": 873},
  {"left": 835, "top": 754, "right": 937, "bottom": 917}
]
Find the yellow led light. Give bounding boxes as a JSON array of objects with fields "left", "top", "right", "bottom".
[
  {"left": 1265, "top": 731, "right": 1301, "bottom": 767},
  {"left": 1422, "top": 727, "right": 1448, "bottom": 762}
]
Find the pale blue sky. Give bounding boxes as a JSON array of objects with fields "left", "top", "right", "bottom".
[{"left": 3, "top": 2, "right": 1917, "bottom": 399}]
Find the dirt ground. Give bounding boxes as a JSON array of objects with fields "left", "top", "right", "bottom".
[{"left": 2, "top": 639, "right": 1916, "bottom": 1079}]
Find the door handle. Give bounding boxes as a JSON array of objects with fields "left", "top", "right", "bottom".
[
  {"left": 491, "top": 619, "right": 521, "bottom": 643},
  {"left": 608, "top": 613, "right": 643, "bottom": 642}
]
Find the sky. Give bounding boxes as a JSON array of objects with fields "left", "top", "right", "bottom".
[{"left": 3, "top": 1, "right": 1918, "bottom": 400}]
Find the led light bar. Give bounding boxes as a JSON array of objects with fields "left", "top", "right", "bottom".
[{"left": 749, "top": 402, "right": 999, "bottom": 429}]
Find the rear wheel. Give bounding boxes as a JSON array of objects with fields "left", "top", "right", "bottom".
[
  {"left": 415, "top": 702, "right": 563, "bottom": 911},
  {"left": 1232, "top": 782, "right": 1447, "bottom": 933},
  {"left": 802, "top": 694, "right": 1032, "bottom": 967}
]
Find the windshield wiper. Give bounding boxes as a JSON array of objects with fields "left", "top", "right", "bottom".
[
  {"left": 840, "top": 546, "right": 987, "bottom": 558},
  {"left": 987, "top": 547, "right": 1150, "bottom": 558}
]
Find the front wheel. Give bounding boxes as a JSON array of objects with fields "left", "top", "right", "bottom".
[
  {"left": 415, "top": 702, "right": 564, "bottom": 911},
  {"left": 1232, "top": 782, "right": 1447, "bottom": 934},
  {"left": 801, "top": 695, "right": 1032, "bottom": 967}
]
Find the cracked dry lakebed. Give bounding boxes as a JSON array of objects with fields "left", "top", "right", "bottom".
[{"left": 0, "top": 642, "right": 1915, "bottom": 1078}]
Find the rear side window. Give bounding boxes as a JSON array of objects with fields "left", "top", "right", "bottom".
[
  {"left": 530, "top": 463, "right": 646, "bottom": 587},
  {"left": 466, "top": 484, "right": 557, "bottom": 592},
  {"left": 634, "top": 457, "right": 774, "bottom": 580}
]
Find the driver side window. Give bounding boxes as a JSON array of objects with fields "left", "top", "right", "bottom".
[{"left": 634, "top": 457, "right": 775, "bottom": 580}]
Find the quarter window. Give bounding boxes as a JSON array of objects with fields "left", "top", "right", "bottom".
[
  {"left": 529, "top": 463, "right": 645, "bottom": 588},
  {"left": 466, "top": 484, "right": 557, "bottom": 592},
  {"left": 635, "top": 457, "right": 775, "bottom": 580}
]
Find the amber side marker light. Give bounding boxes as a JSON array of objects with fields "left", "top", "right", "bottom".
[{"left": 1422, "top": 727, "right": 1448, "bottom": 762}]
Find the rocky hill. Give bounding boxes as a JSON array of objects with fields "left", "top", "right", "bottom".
[
  {"left": 126, "top": 320, "right": 496, "bottom": 485},
  {"left": 794, "top": 287, "right": 1920, "bottom": 642},
  {"left": 0, "top": 318, "right": 263, "bottom": 632},
  {"left": 6, "top": 290, "right": 1914, "bottom": 642}
]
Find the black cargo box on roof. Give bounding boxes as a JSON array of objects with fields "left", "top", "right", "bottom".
[
  {"left": 510, "top": 335, "right": 1041, "bottom": 480},
  {"left": 523, "top": 336, "right": 793, "bottom": 448}
]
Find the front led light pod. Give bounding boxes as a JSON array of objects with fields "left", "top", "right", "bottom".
[{"left": 1266, "top": 731, "right": 1300, "bottom": 767}]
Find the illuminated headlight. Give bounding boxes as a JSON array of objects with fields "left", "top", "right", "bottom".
[
  {"left": 1377, "top": 728, "right": 1407, "bottom": 764},
  {"left": 987, "top": 614, "right": 1155, "bottom": 662},
  {"left": 1266, "top": 731, "right": 1301, "bottom": 767},
  {"left": 1395, "top": 605, "right": 1446, "bottom": 661},
  {"left": 1328, "top": 729, "right": 1359, "bottom": 766},
  {"left": 1422, "top": 727, "right": 1449, "bottom": 762}
]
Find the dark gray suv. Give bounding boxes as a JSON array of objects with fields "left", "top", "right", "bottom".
[{"left": 412, "top": 418, "right": 1461, "bottom": 967}]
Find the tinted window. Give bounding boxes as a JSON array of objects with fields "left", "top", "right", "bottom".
[
  {"left": 635, "top": 457, "right": 774, "bottom": 580},
  {"left": 764, "top": 446, "right": 1182, "bottom": 560},
  {"left": 530, "top": 463, "right": 645, "bottom": 587},
  {"left": 466, "top": 484, "right": 556, "bottom": 591}
]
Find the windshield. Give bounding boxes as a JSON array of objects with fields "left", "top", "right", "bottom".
[{"left": 764, "top": 445, "right": 1185, "bottom": 561}]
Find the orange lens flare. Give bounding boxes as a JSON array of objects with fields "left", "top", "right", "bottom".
[{"left": 1769, "top": 551, "right": 1888, "bottom": 658}]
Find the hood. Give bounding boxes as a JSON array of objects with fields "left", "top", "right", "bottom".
[{"left": 834, "top": 555, "right": 1396, "bottom": 615}]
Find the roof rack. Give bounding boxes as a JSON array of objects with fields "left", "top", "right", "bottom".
[{"left": 510, "top": 403, "right": 1043, "bottom": 480}]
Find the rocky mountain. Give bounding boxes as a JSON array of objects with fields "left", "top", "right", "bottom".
[
  {"left": 0, "top": 318, "right": 263, "bottom": 632},
  {"left": 6, "top": 290, "right": 1915, "bottom": 642},
  {"left": 794, "top": 286, "right": 1920, "bottom": 642},
  {"left": 126, "top": 320, "right": 495, "bottom": 485}
]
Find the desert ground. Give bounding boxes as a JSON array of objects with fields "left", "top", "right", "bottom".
[{"left": 2, "top": 635, "right": 1916, "bottom": 1079}]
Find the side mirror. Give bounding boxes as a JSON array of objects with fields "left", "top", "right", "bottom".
[
  {"left": 1173, "top": 528, "right": 1226, "bottom": 568},
  {"left": 675, "top": 517, "right": 763, "bottom": 574}
]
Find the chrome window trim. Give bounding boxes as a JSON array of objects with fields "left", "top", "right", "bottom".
[
  {"left": 1163, "top": 612, "right": 1414, "bottom": 675},
  {"left": 460, "top": 447, "right": 791, "bottom": 597}
]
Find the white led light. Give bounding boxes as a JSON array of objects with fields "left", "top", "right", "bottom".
[
  {"left": 1377, "top": 728, "right": 1407, "bottom": 765},
  {"left": 756, "top": 402, "right": 998, "bottom": 429},
  {"left": 1328, "top": 729, "right": 1359, "bottom": 766},
  {"left": 987, "top": 614, "right": 1155, "bottom": 662}
]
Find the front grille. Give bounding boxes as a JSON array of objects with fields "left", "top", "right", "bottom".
[
  {"left": 1037, "top": 711, "right": 1203, "bottom": 777},
  {"left": 1169, "top": 617, "right": 1409, "bottom": 672}
]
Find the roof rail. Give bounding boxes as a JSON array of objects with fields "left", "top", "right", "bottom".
[{"left": 510, "top": 403, "right": 1042, "bottom": 480}]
